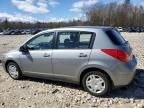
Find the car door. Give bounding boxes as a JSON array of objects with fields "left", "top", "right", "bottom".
[
  {"left": 20, "top": 32, "right": 55, "bottom": 76},
  {"left": 52, "top": 31, "right": 95, "bottom": 80}
]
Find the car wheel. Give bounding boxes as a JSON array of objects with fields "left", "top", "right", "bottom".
[
  {"left": 7, "top": 62, "right": 23, "bottom": 80},
  {"left": 82, "top": 71, "right": 111, "bottom": 97}
]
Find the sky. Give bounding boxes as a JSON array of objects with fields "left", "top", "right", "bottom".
[{"left": 0, "top": 0, "right": 144, "bottom": 22}]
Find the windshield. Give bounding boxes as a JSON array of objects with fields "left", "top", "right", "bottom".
[{"left": 105, "top": 29, "right": 126, "bottom": 45}]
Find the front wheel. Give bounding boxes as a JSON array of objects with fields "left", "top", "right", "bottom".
[
  {"left": 82, "top": 71, "right": 112, "bottom": 97},
  {"left": 7, "top": 62, "right": 23, "bottom": 80}
]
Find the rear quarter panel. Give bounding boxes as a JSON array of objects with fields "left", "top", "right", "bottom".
[{"left": 79, "top": 29, "right": 119, "bottom": 84}]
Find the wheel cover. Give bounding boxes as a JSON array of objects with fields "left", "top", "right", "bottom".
[
  {"left": 86, "top": 74, "right": 105, "bottom": 94},
  {"left": 8, "top": 65, "right": 18, "bottom": 78}
]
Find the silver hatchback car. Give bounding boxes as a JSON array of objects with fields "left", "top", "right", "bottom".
[{"left": 2, "top": 26, "right": 137, "bottom": 96}]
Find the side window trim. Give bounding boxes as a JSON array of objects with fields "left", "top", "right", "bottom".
[{"left": 89, "top": 32, "right": 96, "bottom": 49}]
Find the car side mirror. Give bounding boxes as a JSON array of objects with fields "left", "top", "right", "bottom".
[{"left": 19, "top": 45, "right": 28, "bottom": 52}]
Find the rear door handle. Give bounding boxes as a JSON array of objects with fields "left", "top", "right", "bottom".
[
  {"left": 43, "top": 53, "right": 50, "bottom": 57},
  {"left": 79, "top": 53, "right": 87, "bottom": 57}
]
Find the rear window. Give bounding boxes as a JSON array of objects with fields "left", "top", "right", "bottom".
[{"left": 105, "top": 29, "right": 126, "bottom": 45}]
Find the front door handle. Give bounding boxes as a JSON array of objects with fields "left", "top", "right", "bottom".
[
  {"left": 43, "top": 53, "right": 50, "bottom": 57},
  {"left": 79, "top": 53, "right": 87, "bottom": 57}
]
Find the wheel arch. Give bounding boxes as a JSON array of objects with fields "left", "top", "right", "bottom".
[
  {"left": 5, "top": 59, "right": 19, "bottom": 73},
  {"left": 79, "top": 67, "right": 114, "bottom": 87}
]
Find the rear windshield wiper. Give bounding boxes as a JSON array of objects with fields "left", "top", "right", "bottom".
[{"left": 125, "top": 41, "right": 129, "bottom": 44}]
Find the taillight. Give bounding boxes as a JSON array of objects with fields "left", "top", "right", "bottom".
[{"left": 101, "top": 49, "right": 129, "bottom": 62}]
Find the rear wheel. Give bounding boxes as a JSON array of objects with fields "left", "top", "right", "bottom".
[
  {"left": 7, "top": 62, "right": 23, "bottom": 80},
  {"left": 82, "top": 71, "right": 111, "bottom": 97}
]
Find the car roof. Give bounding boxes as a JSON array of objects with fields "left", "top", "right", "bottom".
[
  {"left": 39, "top": 26, "right": 113, "bottom": 34},
  {"left": 66, "top": 26, "right": 113, "bottom": 29}
]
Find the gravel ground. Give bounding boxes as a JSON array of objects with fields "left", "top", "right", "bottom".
[{"left": 0, "top": 33, "right": 144, "bottom": 108}]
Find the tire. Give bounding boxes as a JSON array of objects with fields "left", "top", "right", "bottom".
[
  {"left": 7, "top": 62, "right": 23, "bottom": 80},
  {"left": 82, "top": 71, "right": 111, "bottom": 97}
]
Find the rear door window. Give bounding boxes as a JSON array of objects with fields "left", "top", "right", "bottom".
[
  {"left": 57, "top": 32, "right": 79, "bottom": 49},
  {"left": 57, "top": 31, "right": 94, "bottom": 49},
  {"left": 105, "top": 29, "right": 126, "bottom": 45}
]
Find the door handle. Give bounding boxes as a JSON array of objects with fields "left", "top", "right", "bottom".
[
  {"left": 79, "top": 53, "right": 87, "bottom": 57},
  {"left": 43, "top": 53, "right": 50, "bottom": 57}
]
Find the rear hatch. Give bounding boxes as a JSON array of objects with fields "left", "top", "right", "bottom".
[{"left": 104, "top": 28, "right": 132, "bottom": 62}]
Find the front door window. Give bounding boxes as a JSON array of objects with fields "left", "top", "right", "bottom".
[{"left": 26, "top": 32, "right": 55, "bottom": 50}]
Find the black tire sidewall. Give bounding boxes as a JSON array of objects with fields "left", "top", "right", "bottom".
[
  {"left": 7, "top": 62, "right": 22, "bottom": 80},
  {"left": 82, "top": 71, "right": 111, "bottom": 97}
]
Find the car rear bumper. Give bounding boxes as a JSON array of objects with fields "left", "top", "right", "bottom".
[
  {"left": 112, "top": 55, "right": 137, "bottom": 87},
  {"left": 114, "top": 69, "right": 136, "bottom": 87}
]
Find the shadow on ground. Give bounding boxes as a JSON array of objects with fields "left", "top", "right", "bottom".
[
  {"left": 111, "top": 69, "right": 144, "bottom": 99},
  {"left": 21, "top": 69, "right": 144, "bottom": 99}
]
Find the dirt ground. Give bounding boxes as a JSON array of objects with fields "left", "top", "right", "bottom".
[{"left": 0, "top": 33, "right": 144, "bottom": 108}]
